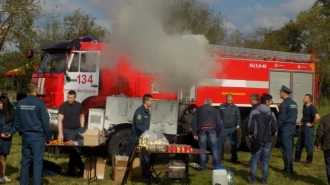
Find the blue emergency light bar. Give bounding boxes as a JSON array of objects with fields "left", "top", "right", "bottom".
[{"left": 73, "top": 36, "right": 98, "bottom": 42}]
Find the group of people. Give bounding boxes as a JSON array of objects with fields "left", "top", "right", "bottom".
[
  {"left": 1, "top": 79, "right": 327, "bottom": 184},
  {"left": 189, "top": 85, "right": 329, "bottom": 184},
  {"left": 0, "top": 82, "right": 86, "bottom": 185}
]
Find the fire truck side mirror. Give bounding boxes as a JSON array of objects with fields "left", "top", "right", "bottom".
[
  {"left": 66, "top": 76, "right": 71, "bottom": 82},
  {"left": 26, "top": 49, "right": 34, "bottom": 59}
]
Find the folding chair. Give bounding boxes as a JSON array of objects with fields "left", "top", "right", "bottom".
[{"left": 140, "top": 147, "right": 172, "bottom": 185}]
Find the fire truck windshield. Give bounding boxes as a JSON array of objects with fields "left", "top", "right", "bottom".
[{"left": 38, "top": 52, "right": 68, "bottom": 73}]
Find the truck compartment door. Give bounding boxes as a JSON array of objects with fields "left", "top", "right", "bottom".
[
  {"left": 149, "top": 100, "right": 179, "bottom": 135},
  {"left": 269, "top": 71, "right": 290, "bottom": 104}
]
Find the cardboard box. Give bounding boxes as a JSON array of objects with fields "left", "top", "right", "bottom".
[
  {"left": 112, "top": 166, "right": 132, "bottom": 183},
  {"left": 83, "top": 158, "right": 106, "bottom": 180},
  {"left": 112, "top": 155, "right": 132, "bottom": 183},
  {"left": 132, "top": 157, "right": 142, "bottom": 177},
  {"left": 83, "top": 129, "right": 100, "bottom": 146},
  {"left": 112, "top": 155, "right": 129, "bottom": 167}
]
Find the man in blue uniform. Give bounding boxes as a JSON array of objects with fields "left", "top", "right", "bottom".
[
  {"left": 14, "top": 82, "right": 52, "bottom": 185},
  {"left": 278, "top": 85, "right": 298, "bottom": 175},
  {"left": 218, "top": 94, "right": 241, "bottom": 163},
  {"left": 57, "top": 90, "right": 85, "bottom": 176},
  {"left": 124, "top": 94, "right": 153, "bottom": 177},
  {"left": 294, "top": 94, "right": 320, "bottom": 164}
]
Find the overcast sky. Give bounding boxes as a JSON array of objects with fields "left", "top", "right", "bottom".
[{"left": 42, "top": 0, "right": 315, "bottom": 33}]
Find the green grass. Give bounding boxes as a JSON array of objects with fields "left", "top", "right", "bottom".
[{"left": 4, "top": 106, "right": 330, "bottom": 185}]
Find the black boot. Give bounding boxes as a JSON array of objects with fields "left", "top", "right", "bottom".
[
  {"left": 231, "top": 154, "right": 238, "bottom": 163},
  {"left": 306, "top": 154, "right": 313, "bottom": 164},
  {"left": 294, "top": 152, "right": 301, "bottom": 163}
]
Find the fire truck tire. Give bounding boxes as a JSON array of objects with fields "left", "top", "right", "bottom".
[
  {"left": 108, "top": 129, "right": 131, "bottom": 156},
  {"left": 239, "top": 117, "right": 250, "bottom": 151},
  {"left": 240, "top": 116, "right": 278, "bottom": 151},
  {"left": 221, "top": 126, "right": 242, "bottom": 153},
  {"left": 188, "top": 152, "right": 209, "bottom": 164}
]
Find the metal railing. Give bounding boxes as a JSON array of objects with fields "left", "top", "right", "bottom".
[{"left": 207, "top": 44, "right": 316, "bottom": 63}]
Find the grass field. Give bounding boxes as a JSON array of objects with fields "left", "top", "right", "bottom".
[{"left": 3, "top": 106, "right": 330, "bottom": 185}]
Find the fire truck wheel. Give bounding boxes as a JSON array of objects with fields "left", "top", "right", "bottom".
[
  {"left": 239, "top": 117, "right": 250, "bottom": 151},
  {"left": 108, "top": 128, "right": 131, "bottom": 156},
  {"left": 188, "top": 152, "right": 209, "bottom": 164}
]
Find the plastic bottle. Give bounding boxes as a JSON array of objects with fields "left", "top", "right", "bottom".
[
  {"left": 226, "top": 168, "right": 234, "bottom": 185},
  {"left": 212, "top": 165, "right": 228, "bottom": 185}
]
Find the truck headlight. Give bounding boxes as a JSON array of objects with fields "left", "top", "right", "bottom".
[{"left": 50, "top": 113, "right": 58, "bottom": 121}]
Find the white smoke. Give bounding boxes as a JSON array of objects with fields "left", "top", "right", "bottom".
[{"left": 96, "top": 0, "right": 218, "bottom": 91}]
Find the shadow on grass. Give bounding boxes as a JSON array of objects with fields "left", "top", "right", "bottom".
[
  {"left": 269, "top": 164, "right": 327, "bottom": 185},
  {"left": 227, "top": 166, "right": 250, "bottom": 183},
  {"left": 15, "top": 176, "right": 50, "bottom": 184},
  {"left": 132, "top": 174, "right": 194, "bottom": 185},
  {"left": 7, "top": 164, "right": 19, "bottom": 174}
]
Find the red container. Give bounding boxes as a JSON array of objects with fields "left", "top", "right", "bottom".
[
  {"left": 188, "top": 145, "right": 192, "bottom": 152},
  {"left": 184, "top": 145, "right": 190, "bottom": 153},
  {"left": 181, "top": 146, "right": 186, "bottom": 153},
  {"left": 176, "top": 146, "right": 181, "bottom": 153},
  {"left": 172, "top": 145, "right": 177, "bottom": 152},
  {"left": 167, "top": 145, "right": 172, "bottom": 152}
]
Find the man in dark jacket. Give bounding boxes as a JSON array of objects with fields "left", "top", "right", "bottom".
[
  {"left": 217, "top": 94, "right": 241, "bottom": 163},
  {"left": 192, "top": 98, "right": 221, "bottom": 170},
  {"left": 315, "top": 114, "right": 330, "bottom": 185},
  {"left": 278, "top": 85, "right": 298, "bottom": 175},
  {"left": 124, "top": 94, "right": 153, "bottom": 177},
  {"left": 14, "top": 82, "right": 52, "bottom": 185},
  {"left": 182, "top": 104, "right": 198, "bottom": 148},
  {"left": 248, "top": 93, "right": 277, "bottom": 184}
]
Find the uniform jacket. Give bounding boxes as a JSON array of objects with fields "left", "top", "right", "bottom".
[
  {"left": 192, "top": 104, "right": 221, "bottom": 136},
  {"left": 0, "top": 111, "right": 16, "bottom": 155},
  {"left": 14, "top": 95, "right": 52, "bottom": 142},
  {"left": 247, "top": 103, "right": 261, "bottom": 130},
  {"left": 314, "top": 114, "right": 330, "bottom": 150},
  {"left": 248, "top": 104, "right": 277, "bottom": 142},
  {"left": 278, "top": 97, "right": 298, "bottom": 128},
  {"left": 131, "top": 105, "right": 151, "bottom": 138},
  {"left": 218, "top": 103, "right": 241, "bottom": 128}
]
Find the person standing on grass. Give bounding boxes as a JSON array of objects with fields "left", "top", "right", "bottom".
[
  {"left": 14, "top": 82, "right": 52, "bottom": 185},
  {"left": 294, "top": 94, "right": 320, "bottom": 164},
  {"left": 314, "top": 113, "right": 330, "bottom": 185},
  {"left": 124, "top": 94, "right": 153, "bottom": 178},
  {"left": 248, "top": 93, "right": 277, "bottom": 184},
  {"left": 0, "top": 96, "right": 16, "bottom": 183},
  {"left": 217, "top": 94, "right": 241, "bottom": 163},
  {"left": 57, "top": 90, "right": 85, "bottom": 177},
  {"left": 192, "top": 98, "right": 221, "bottom": 170},
  {"left": 278, "top": 85, "right": 298, "bottom": 175},
  {"left": 182, "top": 104, "right": 199, "bottom": 148}
]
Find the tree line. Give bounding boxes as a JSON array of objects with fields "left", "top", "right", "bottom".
[{"left": 0, "top": 0, "right": 328, "bottom": 102}]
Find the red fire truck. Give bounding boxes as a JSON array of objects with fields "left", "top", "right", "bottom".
[{"left": 29, "top": 36, "right": 318, "bottom": 156}]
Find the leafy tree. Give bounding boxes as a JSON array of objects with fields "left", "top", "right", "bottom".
[
  {"left": 163, "top": 0, "right": 226, "bottom": 44},
  {"left": 0, "top": 0, "right": 42, "bottom": 51},
  {"left": 62, "top": 8, "right": 108, "bottom": 40},
  {"left": 295, "top": 5, "right": 330, "bottom": 100},
  {"left": 242, "top": 21, "right": 302, "bottom": 52},
  {"left": 224, "top": 28, "right": 246, "bottom": 47},
  {"left": 36, "top": 7, "right": 108, "bottom": 48}
]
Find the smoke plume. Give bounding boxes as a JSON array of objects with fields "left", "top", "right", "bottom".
[{"left": 96, "top": 0, "right": 217, "bottom": 91}]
